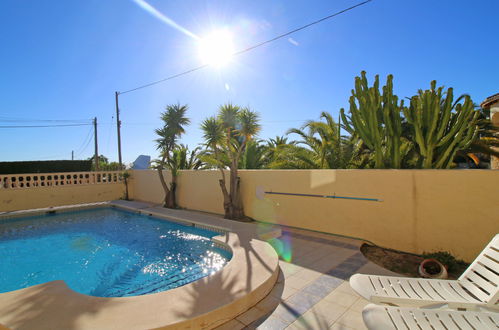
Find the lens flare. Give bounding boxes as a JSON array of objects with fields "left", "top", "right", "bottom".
[
  {"left": 267, "top": 233, "right": 292, "bottom": 262},
  {"left": 198, "top": 29, "right": 235, "bottom": 67},
  {"left": 131, "top": 0, "right": 199, "bottom": 40}
]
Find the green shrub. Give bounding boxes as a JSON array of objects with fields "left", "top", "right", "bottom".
[{"left": 0, "top": 160, "right": 92, "bottom": 174}]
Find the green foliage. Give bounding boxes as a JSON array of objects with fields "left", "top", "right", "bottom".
[
  {"left": 200, "top": 104, "right": 261, "bottom": 167},
  {"left": 154, "top": 104, "right": 190, "bottom": 154},
  {"left": 268, "top": 143, "right": 318, "bottom": 169},
  {"left": 200, "top": 103, "right": 260, "bottom": 220},
  {"left": 340, "top": 72, "right": 480, "bottom": 169},
  {"left": 0, "top": 160, "right": 92, "bottom": 174},
  {"left": 88, "top": 155, "right": 122, "bottom": 171},
  {"left": 340, "top": 71, "right": 406, "bottom": 168},
  {"left": 404, "top": 82, "right": 479, "bottom": 168},
  {"left": 154, "top": 104, "right": 190, "bottom": 208},
  {"left": 164, "top": 145, "right": 204, "bottom": 176},
  {"left": 240, "top": 140, "right": 268, "bottom": 169},
  {"left": 282, "top": 112, "right": 367, "bottom": 169},
  {"left": 459, "top": 107, "right": 499, "bottom": 164},
  {"left": 422, "top": 251, "right": 468, "bottom": 274}
]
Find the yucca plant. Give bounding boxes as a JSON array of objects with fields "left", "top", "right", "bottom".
[
  {"left": 201, "top": 103, "right": 260, "bottom": 220},
  {"left": 154, "top": 104, "right": 190, "bottom": 208}
]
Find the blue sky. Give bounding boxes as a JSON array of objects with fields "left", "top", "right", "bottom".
[{"left": 1, "top": 0, "right": 498, "bottom": 164}]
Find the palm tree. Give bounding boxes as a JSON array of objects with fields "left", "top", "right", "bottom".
[
  {"left": 168, "top": 145, "right": 204, "bottom": 171},
  {"left": 200, "top": 103, "right": 260, "bottom": 220},
  {"left": 263, "top": 136, "right": 291, "bottom": 164},
  {"left": 267, "top": 143, "right": 318, "bottom": 169},
  {"left": 154, "top": 104, "right": 190, "bottom": 208},
  {"left": 284, "top": 112, "right": 360, "bottom": 169},
  {"left": 240, "top": 140, "right": 268, "bottom": 169}
]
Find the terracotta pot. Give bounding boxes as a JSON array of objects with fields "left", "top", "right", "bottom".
[{"left": 418, "top": 258, "right": 448, "bottom": 279}]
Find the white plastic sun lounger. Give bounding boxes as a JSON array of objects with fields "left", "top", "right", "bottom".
[
  {"left": 362, "top": 303, "right": 499, "bottom": 330},
  {"left": 350, "top": 234, "right": 499, "bottom": 311}
]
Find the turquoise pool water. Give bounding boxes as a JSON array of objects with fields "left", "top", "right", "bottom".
[{"left": 0, "top": 207, "right": 231, "bottom": 297}]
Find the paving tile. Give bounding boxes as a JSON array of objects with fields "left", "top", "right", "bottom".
[
  {"left": 340, "top": 257, "right": 366, "bottom": 268},
  {"left": 285, "top": 274, "right": 316, "bottom": 290},
  {"left": 349, "top": 298, "right": 370, "bottom": 313},
  {"left": 285, "top": 291, "right": 322, "bottom": 314},
  {"left": 287, "top": 313, "right": 331, "bottom": 330},
  {"left": 326, "top": 268, "right": 353, "bottom": 280},
  {"left": 329, "top": 322, "right": 357, "bottom": 330},
  {"left": 279, "top": 261, "right": 303, "bottom": 278},
  {"left": 297, "top": 251, "right": 335, "bottom": 267},
  {"left": 292, "top": 268, "right": 323, "bottom": 282},
  {"left": 305, "top": 259, "right": 337, "bottom": 274},
  {"left": 255, "top": 294, "right": 281, "bottom": 313},
  {"left": 301, "top": 280, "right": 335, "bottom": 299},
  {"left": 214, "top": 318, "right": 246, "bottom": 330},
  {"left": 214, "top": 225, "right": 377, "bottom": 329},
  {"left": 356, "top": 262, "right": 399, "bottom": 276},
  {"left": 252, "top": 315, "right": 289, "bottom": 330},
  {"left": 335, "top": 264, "right": 363, "bottom": 274},
  {"left": 334, "top": 281, "right": 361, "bottom": 297},
  {"left": 236, "top": 307, "right": 269, "bottom": 325},
  {"left": 270, "top": 282, "right": 299, "bottom": 300},
  {"left": 335, "top": 310, "right": 367, "bottom": 330},
  {"left": 270, "top": 303, "right": 304, "bottom": 324},
  {"left": 290, "top": 299, "right": 348, "bottom": 329},
  {"left": 314, "top": 275, "right": 344, "bottom": 290},
  {"left": 323, "top": 290, "right": 359, "bottom": 308}
]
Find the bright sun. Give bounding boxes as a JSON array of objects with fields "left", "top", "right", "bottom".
[{"left": 198, "top": 30, "right": 235, "bottom": 67}]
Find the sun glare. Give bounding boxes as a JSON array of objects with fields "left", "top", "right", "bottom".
[{"left": 198, "top": 30, "right": 235, "bottom": 67}]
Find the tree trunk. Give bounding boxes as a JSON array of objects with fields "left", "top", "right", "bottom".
[
  {"left": 124, "top": 178, "right": 129, "bottom": 200},
  {"left": 165, "top": 176, "right": 177, "bottom": 208},
  {"left": 219, "top": 178, "right": 232, "bottom": 218},
  {"left": 156, "top": 161, "right": 171, "bottom": 207},
  {"left": 225, "top": 165, "right": 245, "bottom": 220},
  {"left": 231, "top": 176, "right": 245, "bottom": 219}
]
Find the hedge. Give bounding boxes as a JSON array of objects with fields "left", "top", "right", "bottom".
[{"left": 0, "top": 160, "right": 92, "bottom": 174}]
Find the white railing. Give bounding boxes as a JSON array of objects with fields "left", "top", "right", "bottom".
[{"left": 0, "top": 171, "right": 124, "bottom": 189}]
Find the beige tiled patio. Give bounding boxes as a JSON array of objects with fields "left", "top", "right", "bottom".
[
  {"left": 112, "top": 200, "right": 398, "bottom": 329},
  {"left": 216, "top": 227, "right": 398, "bottom": 330}
]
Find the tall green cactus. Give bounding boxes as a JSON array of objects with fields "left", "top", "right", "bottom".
[
  {"left": 403, "top": 81, "right": 479, "bottom": 169},
  {"left": 340, "top": 71, "right": 404, "bottom": 168}
]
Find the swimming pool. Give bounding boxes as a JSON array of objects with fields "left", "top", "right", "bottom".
[{"left": 0, "top": 207, "right": 231, "bottom": 297}]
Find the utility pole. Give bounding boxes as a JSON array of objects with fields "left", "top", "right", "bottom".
[
  {"left": 71, "top": 150, "right": 74, "bottom": 160},
  {"left": 93, "top": 117, "right": 99, "bottom": 171},
  {"left": 115, "top": 91, "right": 123, "bottom": 169}
]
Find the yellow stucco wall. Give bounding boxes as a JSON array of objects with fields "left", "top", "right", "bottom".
[
  {"left": 0, "top": 184, "right": 125, "bottom": 212},
  {"left": 130, "top": 169, "right": 498, "bottom": 261},
  {"left": 130, "top": 169, "right": 226, "bottom": 214}
]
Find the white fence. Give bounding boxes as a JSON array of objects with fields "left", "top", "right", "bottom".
[{"left": 0, "top": 171, "right": 124, "bottom": 189}]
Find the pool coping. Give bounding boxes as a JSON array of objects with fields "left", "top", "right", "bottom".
[{"left": 0, "top": 201, "right": 280, "bottom": 329}]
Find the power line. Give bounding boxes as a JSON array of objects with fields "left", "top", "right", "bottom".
[
  {"left": 119, "top": 0, "right": 372, "bottom": 94},
  {"left": 0, "top": 116, "right": 90, "bottom": 123},
  {"left": 232, "top": 0, "right": 371, "bottom": 56},
  {"left": 75, "top": 129, "right": 94, "bottom": 158},
  {"left": 97, "top": 119, "right": 311, "bottom": 126},
  {"left": 0, "top": 123, "right": 92, "bottom": 129},
  {"left": 74, "top": 126, "right": 94, "bottom": 157}
]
